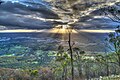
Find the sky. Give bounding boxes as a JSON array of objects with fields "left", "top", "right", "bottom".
[
  {"left": 0, "top": 0, "right": 119, "bottom": 30},
  {"left": 0, "top": 0, "right": 59, "bottom": 29},
  {"left": 0, "top": 0, "right": 119, "bottom": 52}
]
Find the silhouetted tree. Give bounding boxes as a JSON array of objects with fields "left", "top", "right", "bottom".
[
  {"left": 46, "top": 0, "right": 119, "bottom": 80},
  {"left": 103, "top": 2, "right": 120, "bottom": 64}
]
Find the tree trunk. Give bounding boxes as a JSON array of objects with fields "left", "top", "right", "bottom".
[{"left": 68, "top": 32, "right": 74, "bottom": 80}]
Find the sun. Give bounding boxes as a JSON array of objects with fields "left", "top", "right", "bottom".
[{"left": 49, "top": 25, "right": 78, "bottom": 34}]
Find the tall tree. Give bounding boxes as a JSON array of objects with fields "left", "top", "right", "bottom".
[
  {"left": 45, "top": 0, "right": 119, "bottom": 80},
  {"left": 43, "top": 0, "right": 119, "bottom": 80},
  {"left": 100, "top": 1, "right": 120, "bottom": 67}
]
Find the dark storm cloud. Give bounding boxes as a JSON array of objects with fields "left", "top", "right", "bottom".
[
  {"left": 0, "top": 1, "right": 59, "bottom": 18},
  {"left": 0, "top": 2, "right": 30, "bottom": 15},
  {"left": 0, "top": 1, "right": 59, "bottom": 29},
  {"left": 0, "top": 13, "right": 53, "bottom": 29}
]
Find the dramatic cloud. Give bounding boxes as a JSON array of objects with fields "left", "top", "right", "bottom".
[{"left": 0, "top": 1, "right": 59, "bottom": 29}]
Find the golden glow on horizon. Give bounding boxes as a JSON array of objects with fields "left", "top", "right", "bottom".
[
  {"left": 49, "top": 28, "right": 78, "bottom": 34},
  {"left": 0, "top": 29, "right": 115, "bottom": 33},
  {"left": 0, "top": 29, "right": 78, "bottom": 34},
  {"left": 0, "top": 29, "right": 46, "bottom": 33},
  {"left": 50, "top": 25, "right": 78, "bottom": 34},
  {"left": 80, "top": 29, "right": 115, "bottom": 33}
]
